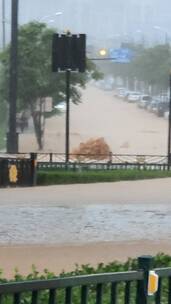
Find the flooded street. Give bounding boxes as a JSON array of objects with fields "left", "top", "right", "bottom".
[
  {"left": 20, "top": 85, "right": 168, "bottom": 154},
  {"left": 0, "top": 203, "right": 171, "bottom": 245},
  {"left": 1, "top": 180, "right": 171, "bottom": 277}
]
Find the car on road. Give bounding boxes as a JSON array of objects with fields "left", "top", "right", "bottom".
[
  {"left": 54, "top": 102, "right": 66, "bottom": 112},
  {"left": 164, "top": 111, "right": 169, "bottom": 119},
  {"left": 156, "top": 101, "right": 169, "bottom": 117},
  {"left": 114, "top": 87, "right": 125, "bottom": 97},
  {"left": 127, "top": 92, "right": 141, "bottom": 103},
  {"left": 147, "top": 99, "right": 159, "bottom": 113},
  {"left": 137, "top": 95, "right": 152, "bottom": 109}
]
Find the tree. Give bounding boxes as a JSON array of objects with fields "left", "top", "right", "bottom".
[
  {"left": 132, "top": 44, "right": 171, "bottom": 93},
  {"left": 100, "top": 43, "right": 171, "bottom": 94},
  {"left": 0, "top": 22, "right": 100, "bottom": 150}
]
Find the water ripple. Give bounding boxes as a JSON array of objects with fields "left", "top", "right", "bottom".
[{"left": 0, "top": 204, "right": 170, "bottom": 244}]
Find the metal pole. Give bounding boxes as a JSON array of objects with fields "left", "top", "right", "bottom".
[
  {"left": 7, "top": 0, "right": 19, "bottom": 153},
  {"left": 136, "top": 255, "right": 153, "bottom": 304},
  {"left": 167, "top": 73, "right": 171, "bottom": 168},
  {"left": 65, "top": 69, "right": 70, "bottom": 163},
  {"left": 2, "top": 0, "right": 6, "bottom": 49}
]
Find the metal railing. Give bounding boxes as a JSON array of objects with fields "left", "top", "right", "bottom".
[
  {"left": 35, "top": 153, "right": 169, "bottom": 171},
  {"left": 0, "top": 153, "right": 170, "bottom": 176},
  {"left": 0, "top": 256, "right": 171, "bottom": 304}
]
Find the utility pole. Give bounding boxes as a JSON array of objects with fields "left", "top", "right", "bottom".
[
  {"left": 2, "top": 0, "right": 6, "bottom": 49},
  {"left": 65, "top": 69, "right": 71, "bottom": 163},
  {"left": 7, "top": 0, "right": 19, "bottom": 153},
  {"left": 168, "top": 73, "right": 171, "bottom": 168}
]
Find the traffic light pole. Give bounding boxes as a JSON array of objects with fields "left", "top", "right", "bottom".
[
  {"left": 65, "top": 69, "right": 70, "bottom": 163},
  {"left": 7, "top": 0, "right": 19, "bottom": 153},
  {"left": 168, "top": 73, "right": 171, "bottom": 168}
]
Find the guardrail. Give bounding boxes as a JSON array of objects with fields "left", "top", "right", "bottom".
[
  {"left": 0, "top": 256, "right": 170, "bottom": 304},
  {"left": 36, "top": 153, "right": 169, "bottom": 171},
  {"left": 0, "top": 153, "right": 169, "bottom": 172}
]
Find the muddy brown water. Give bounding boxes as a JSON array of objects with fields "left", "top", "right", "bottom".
[{"left": 0, "top": 204, "right": 170, "bottom": 244}]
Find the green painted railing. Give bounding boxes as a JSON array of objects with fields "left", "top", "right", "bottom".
[{"left": 0, "top": 256, "right": 171, "bottom": 304}]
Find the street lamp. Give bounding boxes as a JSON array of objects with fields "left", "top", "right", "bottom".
[
  {"left": 39, "top": 11, "right": 62, "bottom": 22},
  {"left": 39, "top": 11, "right": 63, "bottom": 32}
]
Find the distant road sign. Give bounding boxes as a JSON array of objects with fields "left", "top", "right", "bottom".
[{"left": 109, "top": 48, "right": 134, "bottom": 63}]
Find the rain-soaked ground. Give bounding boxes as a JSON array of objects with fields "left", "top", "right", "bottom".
[{"left": 0, "top": 203, "right": 170, "bottom": 244}]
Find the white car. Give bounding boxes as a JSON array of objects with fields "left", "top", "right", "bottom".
[
  {"left": 54, "top": 102, "right": 66, "bottom": 112},
  {"left": 127, "top": 92, "right": 141, "bottom": 103},
  {"left": 164, "top": 111, "right": 169, "bottom": 119},
  {"left": 137, "top": 95, "right": 152, "bottom": 109}
]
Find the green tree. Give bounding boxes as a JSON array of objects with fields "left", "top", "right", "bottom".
[
  {"left": 101, "top": 43, "right": 171, "bottom": 94},
  {"left": 0, "top": 22, "right": 100, "bottom": 150},
  {"left": 132, "top": 44, "right": 171, "bottom": 93}
]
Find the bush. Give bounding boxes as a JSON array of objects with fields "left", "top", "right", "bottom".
[
  {"left": 0, "top": 254, "right": 171, "bottom": 303},
  {"left": 37, "top": 169, "right": 171, "bottom": 186}
]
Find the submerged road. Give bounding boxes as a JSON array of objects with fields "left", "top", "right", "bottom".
[
  {"left": 0, "top": 179, "right": 171, "bottom": 244},
  {"left": 20, "top": 85, "right": 168, "bottom": 154},
  {"left": 0, "top": 179, "right": 171, "bottom": 277}
]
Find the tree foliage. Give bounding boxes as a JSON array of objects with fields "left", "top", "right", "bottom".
[
  {"left": 103, "top": 43, "right": 171, "bottom": 93},
  {"left": 0, "top": 22, "right": 100, "bottom": 150}
]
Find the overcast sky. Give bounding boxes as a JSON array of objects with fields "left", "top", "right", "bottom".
[{"left": 1, "top": 0, "right": 171, "bottom": 47}]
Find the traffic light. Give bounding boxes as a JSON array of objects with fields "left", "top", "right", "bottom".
[
  {"left": 52, "top": 33, "right": 86, "bottom": 72},
  {"left": 99, "top": 48, "right": 107, "bottom": 57}
]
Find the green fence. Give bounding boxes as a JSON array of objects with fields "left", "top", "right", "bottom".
[
  {"left": 0, "top": 256, "right": 171, "bottom": 304},
  {"left": 36, "top": 153, "right": 169, "bottom": 172}
]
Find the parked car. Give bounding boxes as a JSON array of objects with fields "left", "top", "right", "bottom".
[
  {"left": 156, "top": 101, "right": 169, "bottom": 117},
  {"left": 137, "top": 95, "right": 152, "bottom": 109},
  {"left": 147, "top": 99, "right": 159, "bottom": 113},
  {"left": 54, "top": 102, "right": 66, "bottom": 112},
  {"left": 164, "top": 111, "right": 169, "bottom": 119},
  {"left": 114, "top": 87, "right": 126, "bottom": 98},
  {"left": 127, "top": 92, "right": 141, "bottom": 103}
]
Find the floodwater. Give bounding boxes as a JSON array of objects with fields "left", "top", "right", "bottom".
[
  {"left": 0, "top": 203, "right": 170, "bottom": 245},
  {"left": 19, "top": 85, "right": 168, "bottom": 154}
]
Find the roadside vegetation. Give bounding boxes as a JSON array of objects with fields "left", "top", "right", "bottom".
[
  {"left": 0, "top": 253, "right": 170, "bottom": 303},
  {"left": 102, "top": 43, "right": 171, "bottom": 95},
  {"left": 0, "top": 22, "right": 101, "bottom": 150},
  {"left": 37, "top": 168, "right": 171, "bottom": 185}
]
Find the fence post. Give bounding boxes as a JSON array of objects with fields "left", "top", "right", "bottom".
[
  {"left": 50, "top": 153, "right": 53, "bottom": 163},
  {"left": 136, "top": 255, "right": 153, "bottom": 304},
  {"left": 0, "top": 159, "right": 8, "bottom": 187},
  {"left": 30, "top": 153, "right": 37, "bottom": 186}
]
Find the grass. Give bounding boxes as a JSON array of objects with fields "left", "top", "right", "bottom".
[{"left": 37, "top": 168, "right": 171, "bottom": 185}]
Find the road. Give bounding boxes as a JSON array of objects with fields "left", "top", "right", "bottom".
[
  {"left": 0, "top": 179, "right": 171, "bottom": 277},
  {"left": 19, "top": 85, "right": 168, "bottom": 154}
]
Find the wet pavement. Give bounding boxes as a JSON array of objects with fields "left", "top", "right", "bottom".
[{"left": 0, "top": 203, "right": 170, "bottom": 245}]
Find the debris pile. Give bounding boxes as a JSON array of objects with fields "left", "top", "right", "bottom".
[{"left": 71, "top": 137, "right": 111, "bottom": 161}]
